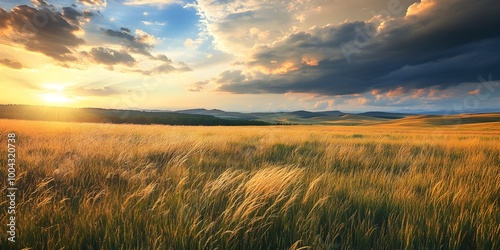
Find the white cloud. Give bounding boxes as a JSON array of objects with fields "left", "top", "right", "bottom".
[
  {"left": 194, "top": 0, "right": 297, "bottom": 55},
  {"left": 142, "top": 21, "right": 166, "bottom": 26},
  {"left": 184, "top": 38, "right": 203, "bottom": 50},
  {"left": 135, "top": 29, "right": 158, "bottom": 46}
]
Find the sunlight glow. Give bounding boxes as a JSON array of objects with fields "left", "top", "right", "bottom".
[
  {"left": 41, "top": 93, "right": 71, "bottom": 103},
  {"left": 44, "top": 84, "right": 66, "bottom": 92},
  {"left": 40, "top": 84, "right": 73, "bottom": 103}
]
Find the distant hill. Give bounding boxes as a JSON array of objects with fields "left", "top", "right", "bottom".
[
  {"left": 289, "top": 110, "right": 326, "bottom": 118},
  {"left": 1, "top": 105, "right": 498, "bottom": 126},
  {"left": 176, "top": 108, "right": 259, "bottom": 120},
  {"left": 389, "top": 113, "right": 500, "bottom": 126},
  {"left": 176, "top": 109, "right": 346, "bottom": 123},
  {"left": 357, "top": 111, "right": 409, "bottom": 119},
  {"left": 318, "top": 111, "right": 344, "bottom": 117},
  {"left": 0, "top": 105, "right": 270, "bottom": 126}
]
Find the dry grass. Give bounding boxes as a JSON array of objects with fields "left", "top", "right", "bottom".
[{"left": 0, "top": 119, "right": 499, "bottom": 249}]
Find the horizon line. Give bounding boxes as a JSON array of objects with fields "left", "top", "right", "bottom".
[{"left": 1, "top": 103, "right": 499, "bottom": 115}]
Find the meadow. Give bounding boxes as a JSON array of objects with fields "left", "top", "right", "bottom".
[{"left": 0, "top": 119, "right": 499, "bottom": 249}]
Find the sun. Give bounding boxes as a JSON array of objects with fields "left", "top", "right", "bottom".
[
  {"left": 40, "top": 84, "right": 72, "bottom": 103},
  {"left": 42, "top": 93, "right": 71, "bottom": 103}
]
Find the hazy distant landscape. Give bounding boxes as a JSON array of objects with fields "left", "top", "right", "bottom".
[{"left": 2, "top": 104, "right": 500, "bottom": 126}]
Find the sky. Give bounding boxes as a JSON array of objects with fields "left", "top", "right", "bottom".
[{"left": 0, "top": 0, "right": 499, "bottom": 113}]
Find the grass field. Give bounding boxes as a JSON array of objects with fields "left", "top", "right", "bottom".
[{"left": 1, "top": 119, "right": 500, "bottom": 249}]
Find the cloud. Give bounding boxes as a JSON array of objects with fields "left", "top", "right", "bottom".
[
  {"left": 31, "top": 0, "right": 49, "bottom": 7},
  {"left": 135, "top": 29, "right": 157, "bottom": 46},
  {"left": 216, "top": 0, "right": 500, "bottom": 96},
  {"left": 0, "top": 5, "right": 86, "bottom": 62},
  {"left": 120, "top": 27, "right": 131, "bottom": 33},
  {"left": 156, "top": 54, "right": 172, "bottom": 63},
  {"left": 62, "top": 6, "right": 94, "bottom": 26},
  {"left": 194, "top": 0, "right": 296, "bottom": 54},
  {"left": 0, "top": 1, "right": 190, "bottom": 79},
  {"left": 142, "top": 21, "right": 165, "bottom": 26},
  {"left": 405, "top": 0, "right": 436, "bottom": 17},
  {"left": 188, "top": 80, "right": 209, "bottom": 92},
  {"left": 89, "top": 47, "right": 136, "bottom": 66},
  {"left": 0, "top": 59, "right": 23, "bottom": 69},
  {"left": 177, "top": 61, "right": 191, "bottom": 70},
  {"left": 68, "top": 86, "right": 119, "bottom": 97},
  {"left": 124, "top": 0, "right": 181, "bottom": 7},
  {"left": 100, "top": 28, "right": 191, "bottom": 74},
  {"left": 104, "top": 28, "right": 135, "bottom": 40},
  {"left": 192, "top": 0, "right": 418, "bottom": 55},
  {"left": 0, "top": 8, "right": 8, "bottom": 29},
  {"left": 215, "top": 70, "right": 291, "bottom": 94},
  {"left": 143, "top": 63, "right": 176, "bottom": 74},
  {"left": 468, "top": 89, "right": 480, "bottom": 95},
  {"left": 140, "top": 62, "right": 192, "bottom": 75},
  {"left": 78, "top": 0, "right": 107, "bottom": 7},
  {"left": 184, "top": 38, "right": 203, "bottom": 50},
  {"left": 62, "top": 7, "right": 83, "bottom": 23},
  {"left": 103, "top": 28, "right": 157, "bottom": 57},
  {"left": 215, "top": 70, "right": 247, "bottom": 84}
]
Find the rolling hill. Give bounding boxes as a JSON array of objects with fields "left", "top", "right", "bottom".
[
  {"left": 0, "top": 105, "right": 269, "bottom": 126},
  {"left": 1, "top": 104, "right": 499, "bottom": 126},
  {"left": 388, "top": 113, "right": 500, "bottom": 127}
]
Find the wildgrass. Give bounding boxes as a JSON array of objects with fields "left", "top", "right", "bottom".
[{"left": 0, "top": 119, "right": 499, "bottom": 249}]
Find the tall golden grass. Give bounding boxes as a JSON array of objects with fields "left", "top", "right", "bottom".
[{"left": 0, "top": 119, "right": 499, "bottom": 249}]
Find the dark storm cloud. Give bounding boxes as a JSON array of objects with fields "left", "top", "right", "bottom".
[
  {"left": 0, "top": 4, "right": 85, "bottom": 62},
  {"left": 61, "top": 6, "right": 93, "bottom": 26},
  {"left": 62, "top": 6, "right": 93, "bottom": 25},
  {"left": 215, "top": 70, "right": 290, "bottom": 94},
  {"left": 83, "top": 10, "right": 93, "bottom": 19},
  {"left": 0, "top": 59, "right": 23, "bottom": 69},
  {"left": 62, "top": 6, "right": 82, "bottom": 21},
  {"left": 0, "top": 8, "right": 9, "bottom": 28},
  {"left": 218, "top": 0, "right": 500, "bottom": 96},
  {"left": 89, "top": 47, "right": 136, "bottom": 66}
]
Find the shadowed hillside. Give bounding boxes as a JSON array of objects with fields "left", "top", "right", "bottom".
[{"left": 0, "top": 105, "right": 270, "bottom": 126}]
